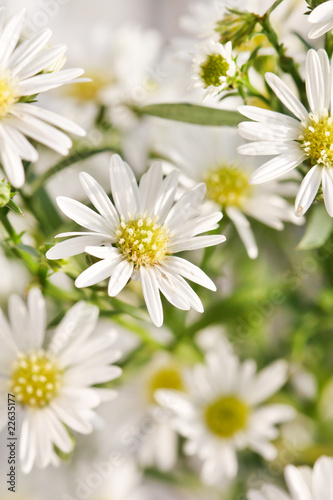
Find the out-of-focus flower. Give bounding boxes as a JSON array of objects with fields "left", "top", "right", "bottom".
[
  {"left": 308, "top": 0, "right": 333, "bottom": 39},
  {"left": 124, "top": 352, "right": 186, "bottom": 472},
  {"left": 0, "top": 8, "right": 86, "bottom": 187},
  {"left": 192, "top": 40, "right": 237, "bottom": 99},
  {"left": 46, "top": 154, "right": 225, "bottom": 327},
  {"left": 0, "top": 289, "right": 122, "bottom": 473},
  {"left": 156, "top": 341, "right": 295, "bottom": 485},
  {"left": 238, "top": 48, "right": 333, "bottom": 217},
  {"left": 247, "top": 455, "right": 333, "bottom": 500},
  {"left": 157, "top": 125, "right": 303, "bottom": 259}
]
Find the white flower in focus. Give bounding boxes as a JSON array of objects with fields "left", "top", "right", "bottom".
[
  {"left": 46, "top": 154, "right": 225, "bottom": 327},
  {"left": 308, "top": 1, "right": 333, "bottom": 39},
  {"left": 238, "top": 48, "right": 333, "bottom": 217},
  {"left": 247, "top": 455, "right": 333, "bottom": 500},
  {"left": 192, "top": 40, "right": 237, "bottom": 99},
  {"left": 156, "top": 343, "right": 295, "bottom": 485},
  {"left": 0, "top": 288, "right": 122, "bottom": 473},
  {"left": 0, "top": 8, "right": 86, "bottom": 187},
  {"left": 157, "top": 125, "right": 303, "bottom": 259}
]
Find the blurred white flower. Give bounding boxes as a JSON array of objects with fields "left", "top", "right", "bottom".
[
  {"left": 248, "top": 455, "right": 333, "bottom": 500},
  {"left": 308, "top": 0, "right": 333, "bottom": 39},
  {"left": 238, "top": 48, "right": 333, "bottom": 217},
  {"left": 0, "top": 289, "right": 122, "bottom": 473},
  {"left": 157, "top": 125, "right": 303, "bottom": 259},
  {"left": 192, "top": 40, "right": 236, "bottom": 100},
  {"left": 0, "top": 8, "right": 86, "bottom": 187},
  {"left": 47, "top": 154, "right": 225, "bottom": 327},
  {"left": 156, "top": 342, "right": 295, "bottom": 485},
  {"left": 128, "top": 352, "right": 186, "bottom": 472}
]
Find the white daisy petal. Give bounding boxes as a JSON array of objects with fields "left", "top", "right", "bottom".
[
  {"left": 79, "top": 172, "right": 119, "bottom": 225},
  {"left": 14, "top": 103, "right": 85, "bottom": 137},
  {"left": 164, "top": 256, "right": 216, "bottom": 291},
  {"left": 110, "top": 154, "right": 139, "bottom": 219},
  {"left": 0, "top": 9, "right": 25, "bottom": 68},
  {"left": 295, "top": 165, "right": 322, "bottom": 217},
  {"left": 108, "top": 260, "right": 133, "bottom": 296},
  {"left": 8, "top": 28, "right": 52, "bottom": 76},
  {"left": 56, "top": 196, "right": 112, "bottom": 233},
  {"left": 46, "top": 235, "right": 110, "bottom": 260},
  {"left": 140, "top": 266, "right": 163, "bottom": 327},
  {"left": 309, "top": 19, "right": 333, "bottom": 39},
  {"left": 248, "top": 152, "right": 306, "bottom": 184},
  {"left": 306, "top": 50, "right": 325, "bottom": 115},
  {"left": 17, "top": 67, "right": 84, "bottom": 95},
  {"left": 15, "top": 45, "right": 67, "bottom": 81},
  {"left": 265, "top": 73, "right": 308, "bottom": 121},
  {"left": 75, "top": 256, "right": 122, "bottom": 288},
  {"left": 226, "top": 206, "right": 258, "bottom": 259},
  {"left": 322, "top": 167, "right": 333, "bottom": 216}
]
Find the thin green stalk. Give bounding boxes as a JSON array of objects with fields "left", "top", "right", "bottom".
[
  {"left": 0, "top": 210, "right": 37, "bottom": 274},
  {"left": 258, "top": 14, "right": 307, "bottom": 104},
  {"left": 30, "top": 146, "right": 120, "bottom": 194},
  {"left": 266, "top": 0, "right": 284, "bottom": 15}
]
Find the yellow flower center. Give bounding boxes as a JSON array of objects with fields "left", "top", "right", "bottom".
[
  {"left": 116, "top": 217, "right": 170, "bottom": 267},
  {"left": 200, "top": 54, "right": 230, "bottom": 88},
  {"left": 67, "top": 70, "right": 114, "bottom": 102},
  {"left": 204, "top": 395, "right": 248, "bottom": 438},
  {"left": 300, "top": 113, "right": 333, "bottom": 167},
  {"left": 148, "top": 366, "right": 184, "bottom": 403},
  {"left": 0, "top": 72, "right": 18, "bottom": 118},
  {"left": 10, "top": 351, "right": 62, "bottom": 408},
  {"left": 203, "top": 166, "right": 252, "bottom": 207}
]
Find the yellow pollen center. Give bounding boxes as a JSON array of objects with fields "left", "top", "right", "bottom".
[
  {"left": 148, "top": 366, "right": 184, "bottom": 403},
  {"left": 0, "top": 73, "right": 18, "bottom": 118},
  {"left": 116, "top": 217, "right": 170, "bottom": 266},
  {"left": 300, "top": 114, "right": 333, "bottom": 167},
  {"left": 66, "top": 71, "right": 115, "bottom": 101},
  {"left": 204, "top": 395, "right": 248, "bottom": 438},
  {"left": 200, "top": 54, "right": 230, "bottom": 88},
  {"left": 10, "top": 351, "right": 62, "bottom": 408},
  {"left": 203, "top": 166, "right": 252, "bottom": 207}
]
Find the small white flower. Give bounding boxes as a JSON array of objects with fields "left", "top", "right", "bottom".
[
  {"left": 192, "top": 40, "right": 237, "bottom": 99},
  {"left": 0, "top": 288, "right": 122, "bottom": 473},
  {"left": 308, "top": 0, "right": 333, "bottom": 39},
  {"left": 248, "top": 455, "right": 333, "bottom": 500},
  {"left": 157, "top": 125, "right": 303, "bottom": 259},
  {"left": 46, "top": 154, "right": 225, "bottom": 327},
  {"left": 156, "top": 341, "right": 295, "bottom": 485},
  {"left": 0, "top": 8, "right": 86, "bottom": 187},
  {"left": 238, "top": 48, "right": 333, "bottom": 218}
]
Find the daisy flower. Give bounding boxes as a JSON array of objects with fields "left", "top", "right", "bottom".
[
  {"left": 156, "top": 341, "right": 295, "bottom": 485},
  {"left": 248, "top": 455, "right": 333, "bottom": 500},
  {"left": 156, "top": 124, "right": 303, "bottom": 259},
  {"left": 0, "top": 288, "right": 122, "bottom": 473},
  {"left": 46, "top": 154, "right": 225, "bottom": 327},
  {"left": 238, "top": 48, "right": 333, "bottom": 217},
  {"left": 308, "top": 0, "right": 333, "bottom": 39},
  {"left": 0, "top": 8, "right": 86, "bottom": 188},
  {"left": 192, "top": 40, "right": 237, "bottom": 99}
]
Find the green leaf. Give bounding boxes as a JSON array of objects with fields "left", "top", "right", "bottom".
[
  {"left": 139, "top": 103, "right": 244, "bottom": 127},
  {"left": 7, "top": 199, "right": 22, "bottom": 214},
  {"left": 17, "top": 243, "right": 39, "bottom": 258},
  {"left": 298, "top": 204, "right": 333, "bottom": 250}
]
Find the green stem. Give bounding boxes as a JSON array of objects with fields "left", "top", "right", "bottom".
[
  {"left": 258, "top": 14, "right": 307, "bottom": 104},
  {"left": 30, "top": 146, "right": 120, "bottom": 194},
  {"left": 0, "top": 210, "right": 37, "bottom": 274},
  {"left": 266, "top": 0, "right": 284, "bottom": 15}
]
